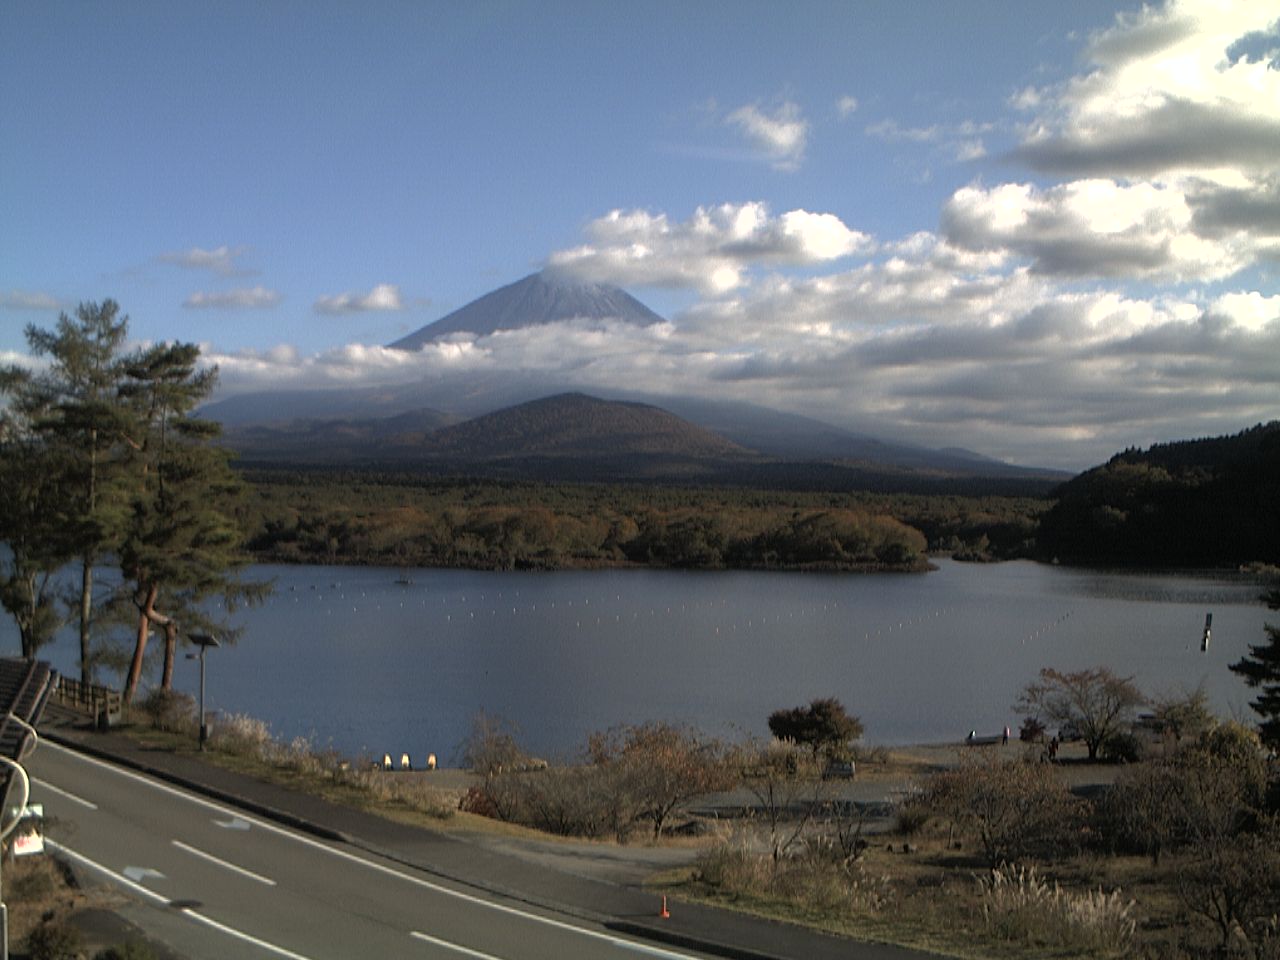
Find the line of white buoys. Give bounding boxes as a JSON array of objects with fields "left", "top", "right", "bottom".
[{"left": 1021, "top": 611, "right": 1072, "bottom": 645}]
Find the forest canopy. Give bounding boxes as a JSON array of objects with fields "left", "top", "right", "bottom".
[
  {"left": 1036, "top": 422, "right": 1280, "bottom": 567},
  {"left": 235, "top": 471, "right": 973, "bottom": 572}
]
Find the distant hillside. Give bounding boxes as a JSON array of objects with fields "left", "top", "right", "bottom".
[
  {"left": 223, "top": 408, "right": 458, "bottom": 461},
  {"left": 648, "top": 395, "right": 1059, "bottom": 478},
  {"left": 419, "top": 393, "right": 747, "bottom": 460},
  {"left": 1037, "top": 421, "right": 1280, "bottom": 566},
  {"left": 224, "top": 393, "right": 757, "bottom": 481},
  {"left": 221, "top": 390, "right": 1061, "bottom": 494},
  {"left": 207, "top": 379, "right": 1063, "bottom": 482},
  {"left": 388, "top": 271, "right": 664, "bottom": 349}
]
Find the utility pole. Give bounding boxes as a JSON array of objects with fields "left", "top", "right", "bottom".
[{"left": 188, "top": 634, "right": 220, "bottom": 749}]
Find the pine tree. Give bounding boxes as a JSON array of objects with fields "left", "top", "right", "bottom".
[
  {"left": 1229, "top": 589, "right": 1280, "bottom": 750},
  {"left": 116, "top": 342, "right": 269, "bottom": 702},
  {"left": 0, "top": 368, "right": 76, "bottom": 658},
  {"left": 24, "top": 301, "right": 134, "bottom": 681}
]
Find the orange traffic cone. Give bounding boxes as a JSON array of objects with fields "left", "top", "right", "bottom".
[{"left": 659, "top": 895, "right": 670, "bottom": 919}]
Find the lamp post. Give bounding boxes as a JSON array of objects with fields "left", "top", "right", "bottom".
[{"left": 187, "top": 633, "right": 220, "bottom": 750}]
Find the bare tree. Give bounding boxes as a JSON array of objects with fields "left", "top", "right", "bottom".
[
  {"left": 736, "top": 740, "right": 832, "bottom": 862},
  {"left": 588, "top": 722, "right": 733, "bottom": 839},
  {"left": 1177, "top": 818, "right": 1280, "bottom": 952},
  {"left": 922, "top": 753, "right": 1081, "bottom": 868},
  {"left": 1017, "top": 666, "right": 1145, "bottom": 760}
]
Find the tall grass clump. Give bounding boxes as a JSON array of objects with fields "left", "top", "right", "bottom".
[
  {"left": 696, "top": 835, "right": 893, "bottom": 918},
  {"left": 977, "top": 863, "right": 1136, "bottom": 955},
  {"left": 209, "top": 712, "right": 275, "bottom": 759}
]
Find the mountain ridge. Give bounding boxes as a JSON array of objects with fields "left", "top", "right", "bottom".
[{"left": 417, "top": 392, "right": 749, "bottom": 460}]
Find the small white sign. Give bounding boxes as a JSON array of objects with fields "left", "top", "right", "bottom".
[{"left": 13, "top": 803, "right": 43, "bottom": 857}]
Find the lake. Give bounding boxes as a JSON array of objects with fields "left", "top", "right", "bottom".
[{"left": 12, "top": 560, "right": 1272, "bottom": 764}]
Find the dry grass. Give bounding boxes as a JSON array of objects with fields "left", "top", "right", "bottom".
[
  {"left": 4, "top": 854, "right": 129, "bottom": 954},
  {"left": 676, "top": 836, "right": 1131, "bottom": 959},
  {"left": 976, "top": 863, "right": 1135, "bottom": 954},
  {"left": 668, "top": 806, "right": 1253, "bottom": 960}
]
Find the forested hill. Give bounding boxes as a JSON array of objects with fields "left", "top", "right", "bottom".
[
  {"left": 420, "top": 392, "right": 748, "bottom": 460},
  {"left": 1036, "top": 422, "right": 1280, "bottom": 567}
]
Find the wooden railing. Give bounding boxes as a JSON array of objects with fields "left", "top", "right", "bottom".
[{"left": 52, "top": 677, "right": 122, "bottom": 724}]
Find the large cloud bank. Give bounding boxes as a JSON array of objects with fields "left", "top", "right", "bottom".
[{"left": 210, "top": 0, "right": 1279, "bottom": 470}]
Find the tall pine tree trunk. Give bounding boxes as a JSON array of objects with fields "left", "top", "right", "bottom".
[
  {"left": 161, "top": 620, "right": 178, "bottom": 689},
  {"left": 79, "top": 556, "right": 93, "bottom": 684},
  {"left": 18, "top": 571, "right": 39, "bottom": 661},
  {"left": 125, "top": 582, "right": 158, "bottom": 704}
]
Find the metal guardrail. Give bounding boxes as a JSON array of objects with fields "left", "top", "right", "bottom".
[{"left": 51, "top": 676, "right": 121, "bottom": 725}]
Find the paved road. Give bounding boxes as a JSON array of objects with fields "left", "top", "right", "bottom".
[{"left": 29, "top": 742, "right": 721, "bottom": 960}]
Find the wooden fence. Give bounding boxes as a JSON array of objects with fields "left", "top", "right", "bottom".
[{"left": 52, "top": 676, "right": 123, "bottom": 725}]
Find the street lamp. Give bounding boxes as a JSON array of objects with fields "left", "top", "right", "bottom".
[{"left": 187, "top": 633, "right": 220, "bottom": 750}]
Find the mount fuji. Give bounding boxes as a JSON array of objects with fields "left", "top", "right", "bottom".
[{"left": 388, "top": 270, "right": 664, "bottom": 348}]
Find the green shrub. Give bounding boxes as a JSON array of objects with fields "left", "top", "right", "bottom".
[{"left": 1101, "top": 730, "right": 1144, "bottom": 763}]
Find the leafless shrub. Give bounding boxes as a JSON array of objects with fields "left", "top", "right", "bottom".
[
  {"left": 922, "top": 753, "right": 1083, "bottom": 867},
  {"left": 736, "top": 739, "right": 832, "bottom": 861},
  {"left": 138, "top": 688, "right": 196, "bottom": 733}
]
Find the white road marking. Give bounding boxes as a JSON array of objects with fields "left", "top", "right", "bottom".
[
  {"left": 173, "top": 839, "right": 277, "bottom": 886},
  {"left": 32, "top": 777, "right": 97, "bottom": 809},
  {"left": 44, "top": 741, "right": 706, "bottom": 960},
  {"left": 123, "top": 866, "right": 165, "bottom": 884},
  {"left": 410, "top": 930, "right": 505, "bottom": 959},
  {"left": 47, "top": 839, "right": 315, "bottom": 960}
]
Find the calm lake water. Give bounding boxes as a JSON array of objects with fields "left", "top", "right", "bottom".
[{"left": 14, "top": 560, "right": 1271, "bottom": 764}]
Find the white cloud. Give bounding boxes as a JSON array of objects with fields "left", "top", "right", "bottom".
[
  {"left": 942, "top": 179, "right": 1253, "bottom": 281},
  {"left": 725, "top": 101, "right": 809, "bottom": 171},
  {"left": 0, "top": 290, "right": 62, "bottom": 310},
  {"left": 1015, "top": 0, "right": 1280, "bottom": 178},
  {"left": 866, "top": 118, "right": 995, "bottom": 167},
  {"left": 314, "top": 283, "right": 405, "bottom": 314},
  {"left": 865, "top": 119, "right": 940, "bottom": 143},
  {"left": 1010, "top": 86, "right": 1043, "bottom": 111},
  {"left": 183, "top": 286, "right": 282, "bottom": 309},
  {"left": 1209, "top": 291, "right": 1280, "bottom": 332},
  {"left": 836, "top": 95, "right": 859, "bottom": 118},
  {"left": 206, "top": 241, "right": 1278, "bottom": 470},
  {"left": 548, "top": 202, "right": 872, "bottom": 294},
  {"left": 209, "top": 342, "right": 451, "bottom": 392},
  {"left": 159, "top": 245, "right": 251, "bottom": 276}
]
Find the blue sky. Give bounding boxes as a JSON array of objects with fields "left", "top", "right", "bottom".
[{"left": 3, "top": 1, "right": 1278, "bottom": 470}]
